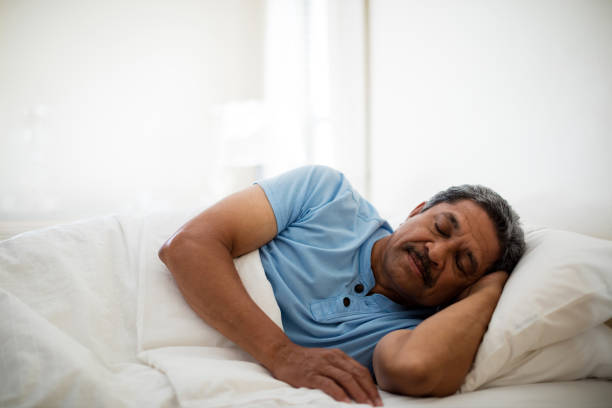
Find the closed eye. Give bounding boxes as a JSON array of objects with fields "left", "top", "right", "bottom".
[
  {"left": 456, "top": 254, "right": 468, "bottom": 276},
  {"left": 435, "top": 222, "right": 450, "bottom": 238},
  {"left": 457, "top": 252, "right": 477, "bottom": 277}
]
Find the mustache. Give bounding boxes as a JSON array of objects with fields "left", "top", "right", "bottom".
[{"left": 406, "top": 246, "right": 434, "bottom": 288}]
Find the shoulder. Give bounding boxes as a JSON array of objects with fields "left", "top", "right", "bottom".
[
  {"left": 256, "top": 165, "right": 357, "bottom": 232},
  {"left": 275, "top": 165, "right": 352, "bottom": 200},
  {"left": 300, "top": 166, "right": 386, "bottom": 221},
  {"left": 302, "top": 165, "right": 358, "bottom": 206},
  {"left": 294, "top": 165, "right": 345, "bottom": 186},
  {"left": 260, "top": 165, "right": 346, "bottom": 190}
]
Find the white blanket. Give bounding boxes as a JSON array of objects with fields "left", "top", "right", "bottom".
[
  {"left": 1, "top": 213, "right": 611, "bottom": 408},
  {"left": 0, "top": 214, "right": 177, "bottom": 408}
]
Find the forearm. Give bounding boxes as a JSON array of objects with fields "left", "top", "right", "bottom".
[
  {"left": 374, "top": 277, "right": 504, "bottom": 397},
  {"left": 407, "top": 286, "right": 500, "bottom": 395},
  {"left": 159, "top": 235, "right": 290, "bottom": 371}
]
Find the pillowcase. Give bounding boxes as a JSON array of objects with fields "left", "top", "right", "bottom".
[
  {"left": 137, "top": 211, "right": 283, "bottom": 351},
  {"left": 484, "top": 324, "right": 612, "bottom": 388},
  {"left": 461, "top": 227, "right": 612, "bottom": 391}
]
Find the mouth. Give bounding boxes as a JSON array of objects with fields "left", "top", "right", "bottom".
[
  {"left": 406, "top": 251, "right": 424, "bottom": 281},
  {"left": 406, "top": 249, "right": 434, "bottom": 288}
]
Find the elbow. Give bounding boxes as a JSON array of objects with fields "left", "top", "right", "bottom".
[
  {"left": 374, "top": 353, "right": 437, "bottom": 397},
  {"left": 158, "top": 240, "right": 170, "bottom": 264},
  {"left": 158, "top": 232, "right": 195, "bottom": 270},
  {"left": 373, "top": 336, "right": 458, "bottom": 397},
  {"left": 158, "top": 234, "right": 179, "bottom": 265},
  {"left": 158, "top": 229, "right": 228, "bottom": 279}
]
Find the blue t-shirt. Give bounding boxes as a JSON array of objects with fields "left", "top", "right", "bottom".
[{"left": 256, "top": 165, "right": 435, "bottom": 375}]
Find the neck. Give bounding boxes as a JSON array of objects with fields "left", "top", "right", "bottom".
[
  {"left": 369, "top": 236, "right": 392, "bottom": 297},
  {"left": 369, "top": 235, "right": 418, "bottom": 306}
]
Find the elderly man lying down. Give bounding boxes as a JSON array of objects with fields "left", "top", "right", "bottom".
[{"left": 159, "top": 165, "right": 526, "bottom": 406}]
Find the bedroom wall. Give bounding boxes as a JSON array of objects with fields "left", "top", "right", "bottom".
[
  {"left": 368, "top": 0, "right": 612, "bottom": 239},
  {"left": 0, "top": 0, "right": 368, "bottom": 240},
  {"left": 0, "top": 0, "right": 264, "bottom": 236}
]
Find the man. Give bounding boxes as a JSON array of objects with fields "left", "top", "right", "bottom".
[{"left": 159, "top": 165, "right": 525, "bottom": 406}]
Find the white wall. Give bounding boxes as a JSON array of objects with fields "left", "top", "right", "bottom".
[
  {"left": 0, "top": 0, "right": 368, "bottom": 239},
  {"left": 369, "top": 0, "right": 612, "bottom": 239},
  {"left": 4, "top": 0, "right": 610, "bottom": 241},
  {"left": 0, "top": 0, "right": 263, "bottom": 226}
]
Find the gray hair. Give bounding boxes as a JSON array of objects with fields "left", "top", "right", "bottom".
[{"left": 422, "top": 185, "right": 526, "bottom": 274}]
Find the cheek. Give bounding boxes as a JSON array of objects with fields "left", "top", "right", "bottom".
[{"left": 385, "top": 251, "right": 409, "bottom": 278}]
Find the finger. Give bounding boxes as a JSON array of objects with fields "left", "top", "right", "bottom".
[
  {"left": 349, "top": 363, "right": 383, "bottom": 406},
  {"left": 313, "top": 375, "right": 351, "bottom": 404},
  {"left": 323, "top": 365, "right": 372, "bottom": 405},
  {"left": 335, "top": 352, "right": 382, "bottom": 406}
]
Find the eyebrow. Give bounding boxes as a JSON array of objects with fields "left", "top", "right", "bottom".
[
  {"left": 442, "top": 212, "right": 460, "bottom": 230},
  {"left": 442, "top": 212, "right": 479, "bottom": 275}
]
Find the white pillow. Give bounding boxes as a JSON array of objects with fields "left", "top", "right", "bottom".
[
  {"left": 485, "top": 324, "right": 612, "bottom": 388},
  {"left": 137, "top": 211, "right": 283, "bottom": 351},
  {"left": 462, "top": 227, "right": 612, "bottom": 391}
]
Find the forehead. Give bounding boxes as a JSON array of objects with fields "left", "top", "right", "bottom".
[{"left": 425, "top": 200, "right": 501, "bottom": 270}]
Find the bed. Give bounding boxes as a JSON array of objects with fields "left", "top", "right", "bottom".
[{"left": 1, "top": 210, "right": 610, "bottom": 407}]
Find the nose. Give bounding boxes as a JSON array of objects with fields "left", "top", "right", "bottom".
[{"left": 425, "top": 239, "right": 458, "bottom": 271}]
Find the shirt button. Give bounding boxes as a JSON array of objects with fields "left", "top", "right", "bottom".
[
  {"left": 343, "top": 297, "right": 351, "bottom": 307},
  {"left": 354, "top": 283, "right": 364, "bottom": 293}
]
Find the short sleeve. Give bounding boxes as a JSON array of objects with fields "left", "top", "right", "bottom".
[{"left": 255, "top": 165, "right": 352, "bottom": 234}]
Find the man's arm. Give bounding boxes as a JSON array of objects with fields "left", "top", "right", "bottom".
[
  {"left": 158, "top": 185, "right": 382, "bottom": 406},
  {"left": 372, "top": 271, "right": 507, "bottom": 397}
]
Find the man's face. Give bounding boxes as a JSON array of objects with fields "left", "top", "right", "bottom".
[{"left": 374, "top": 199, "right": 501, "bottom": 307}]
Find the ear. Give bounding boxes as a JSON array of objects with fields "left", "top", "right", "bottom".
[{"left": 408, "top": 201, "right": 426, "bottom": 218}]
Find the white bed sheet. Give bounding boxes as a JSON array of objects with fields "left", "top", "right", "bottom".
[{"left": 1, "top": 213, "right": 610, "bottom": 408}]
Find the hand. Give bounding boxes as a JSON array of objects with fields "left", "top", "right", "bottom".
[
  {"left": 457, "top": 270, "right": 508, "bottom": 302},
  {"left": 270, "top": 343, "right": 383, "bottom": 406}
]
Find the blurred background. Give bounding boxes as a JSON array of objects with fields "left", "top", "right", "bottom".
[{"left": 1, "top": 0, "right": 611, "bottom": 240}]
